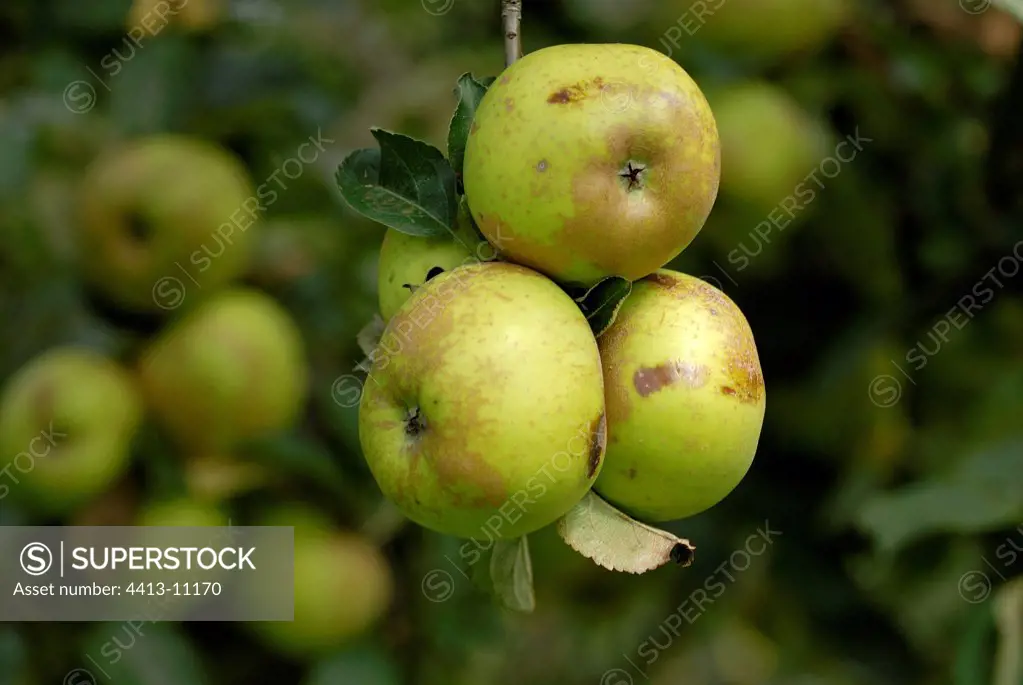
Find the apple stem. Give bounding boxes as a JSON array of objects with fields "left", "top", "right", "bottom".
[{"left": 501, "top": 0, "right": 522, "bottom": 66}]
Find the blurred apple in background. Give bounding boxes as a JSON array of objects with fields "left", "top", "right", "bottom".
[
  {"left": 77, "top": 136, "right": 255, "bottom": 314},
  {"left": 137, "top": 288, "right": 308, "bottom": 453},
  {"left": 0, "top": 347, "right": 142, "bottom": 515},
  {"left": 648, "top": 0, "right": 848, "bottom": 64},
  {"left": 710, "top": 81, "right": 829, "bottom": 212},
  {"left": 246, "top": 503, "right": 394, "bottom": 658}
]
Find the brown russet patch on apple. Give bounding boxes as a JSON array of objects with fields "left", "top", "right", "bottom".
[
  {"left": 723, "top": 346, "right": 764, "bottom": 405},
  {"left": 430, "top": 445, "right": 508, "bottom": 508},
  {"left": 504, "top": 97, "right": 515, "bottom": 112},
  {"left": 627, "top": 467, "right": 637, "bottom": 479},
  {"left": 558, "top": 118, "right": 703, "bottom": 281},
  {"left": 642, "top": 272, "right": 678, "bottom": 288},
  {"left": 547, "top": 77, "right": 606, "bottom": 104},
  {"left": 587, "top": 413, "right": 607, "bottom": 478},
  {"left": 633, "top": 360, "right": 710, "bottom": 397},
  {"left": 470, "top": 121, "right": 479, "bottom": 135},
  {"left": 391, "top": 265, "right": 522, "bottom": 511},
  {"left": 596, "top": 315, "right": 633, "bottom": 423},
  {"left": 670, "top": 276, "right": 763, "bottom": 406}
]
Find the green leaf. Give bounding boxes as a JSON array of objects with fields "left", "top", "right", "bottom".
[
  {"left": 572, "top": 276, "right": 633, "bottom": 337},
  {"left": 489, "top": 537, "right": 535, "bottom": 613},
  {"left": 855, "top": 440, "right": 1023, "bottom": 553},
  {"left": 477, "top": 76, "right": 498, "bottom": 88},
  {"left": 335, "top": 130, "right": 457, "bottom": 238},
  {"left": 557, "top": 491, "right": 695, "bottom": 574},
  {"left": 991, "top": 0, "right": 1023, "bottom": 24},
  {"left": 447, "top": 74, "right": 491, "bottom": 188},
  {"left": 953, "top": 599, "right": 997, "bottom": 685}
]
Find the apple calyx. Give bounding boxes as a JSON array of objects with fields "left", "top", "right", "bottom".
[
  {"left": 125, "top": 212, "right": 152, "bottom": 243},
  {"left": 404, "top": 406, "right": 427, "bottom": 438},
  {"left": 618, "top": 161, "right": 647, "bottom": 191}
]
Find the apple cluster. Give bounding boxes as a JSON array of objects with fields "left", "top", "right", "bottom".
[
  {"left": 348, "top": 44, "right": 767, "bottom": 543},
  {"left": 0, "top": 136, "right": 392, "bottom": 657}
]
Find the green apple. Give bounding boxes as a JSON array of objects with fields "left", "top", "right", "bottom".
[
  {"left": 377, "top": 229, "right": 476, "bottom": 320},
  {"left": 463, "top": 43, "right": 719, "bottom": 287},
  {"left": 359, "top": 261, "right": 607, "bottom": 539},
  {"left": 710, "top": 81, "right": 828, "bottom": 212},
  {"left": 78, "top": 135, "right": 255, "bottom": 313},
  {"left": 684, "top": 0, "right": 848, "bottom": 62},
  {"left": 137, "top": 288, "right": 308, "bottom": 452},
  {"left": 594, "top": 270, "right": 765, "bottom": 521},
  {"left": 0, "top": 347, "right": 142, "bottom": 514},
  {"left": 249, "top": 529, "right": 393, "bottom": 658}
]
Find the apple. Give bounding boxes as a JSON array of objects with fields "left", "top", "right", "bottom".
[
  {"left": 0, "top": 347, "right": 142, "bottom": 514},
  {"left": 594, "top": 270, "right": 765, "bottom": 521},
  {"left": 247, "top": 507, "right": 393, "bottom": 657},
  {"left": 377, "top": 229, "right": 476, "bottom": 320},
  {"left": 77, "top": 135, "right": 255, "bottom": 313},
  {"left": 137, "top": 288, "right": 308, "bottom": 453},
  {"left": 463, "top": 43, "right": 719, "bottom": 287},
  {"left": 359, "top": 261, "right": 607, "bottom": 539},
  {"left": 709, "top": 81, "right": 828, "bottom": 212},
  {"left": 681, "top": 0, "right": 848, "bottom": 63}
]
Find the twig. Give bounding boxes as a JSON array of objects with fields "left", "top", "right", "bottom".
[{"left": 502, "top": 0, "right": 522, "bottom": 66}]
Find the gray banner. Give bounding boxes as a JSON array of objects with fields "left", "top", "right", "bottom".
[{"left": 0, "top": 526, "right": 293, "bottom": 621}]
